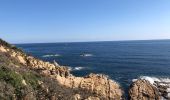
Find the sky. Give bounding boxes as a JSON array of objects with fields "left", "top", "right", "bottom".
[{"left": 0, "top": 0, "right": 170, "bottom": 43}]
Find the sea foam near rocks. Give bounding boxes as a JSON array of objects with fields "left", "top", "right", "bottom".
[
  {"left": 139, "top": 76, "right": 170, "bottom": 85},
  {"left": 68, "top": 66, "right": 86, "bottom": 71},
  {"left": 42, "top": 54, "right": 60, "bottom": 57}
]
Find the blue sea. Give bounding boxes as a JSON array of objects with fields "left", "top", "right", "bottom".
[{"left": 16, "top": 40, "right": 170, "bottom": 92}]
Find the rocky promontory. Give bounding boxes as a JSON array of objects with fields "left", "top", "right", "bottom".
[
  {"left": 1, "top": 39, "right": 170, "bottom": 100},
  {"left": 0, "top": 39, "right": 123, "bottom": 100}
]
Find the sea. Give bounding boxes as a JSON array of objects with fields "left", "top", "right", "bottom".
[{"left": 16, "top": 40, "right": 170, "bottom": 92}]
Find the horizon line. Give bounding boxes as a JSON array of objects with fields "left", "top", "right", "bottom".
[{"left": 14, "top": 38, "right": 170, "bottom": 45}]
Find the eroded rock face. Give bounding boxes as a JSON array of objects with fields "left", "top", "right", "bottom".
[
  {"left": 129, "top": 77, "right": 170, "bottom": 100},
  {"left": 0, "top": 40, "right": 70, "bottom": 78},
  {"left": 129, "top": 79, "right": 160, "bottom": 100},
  {"left": 56, "top": 74, "right": 124, "bottom": 100},
  {"left": 25, "top": 56, "right": 70, "bottom": 77}
]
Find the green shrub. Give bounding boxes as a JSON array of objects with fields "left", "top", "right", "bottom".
[
  {"left": 23, "top": 72, "right": 40, "bottom": 89},
  {"left": 0, "top": 67, "right": 23, "bottom": 89},
  {"left": 0, "top": 67, "right": 24, "bottom": 97}
]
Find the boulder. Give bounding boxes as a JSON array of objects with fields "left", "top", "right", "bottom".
[{"left": 129, "top": 79, "right": 160, "bottom": 100}]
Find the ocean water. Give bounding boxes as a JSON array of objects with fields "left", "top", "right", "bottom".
[{"left": 16, "top": 40, "right": 170, "bottom": 92}]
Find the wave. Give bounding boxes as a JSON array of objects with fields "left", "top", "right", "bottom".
[
  {"left": 80, "top": 53, "right": 93, "bottom": 57},
  {"left": 68, "top": 66, "right": 85, "bottom": 71},
  {"left": 133, "top": 76, "right": 170, "bottom": 85},
  {"left": 67, "top": 67, "right": 73, "bottom": 71},
  {"left": 42, "top": 54, "right": 60, "bottom": 58},
  {"left": 74, "top": 67, "right": 84, "bottom": 71}
]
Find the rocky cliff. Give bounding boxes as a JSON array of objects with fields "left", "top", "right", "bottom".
[
  {"left": 129, "top": 79, "right": 160, "bottom": 100},
  {"left": 129, "top": 77, "right": 170, "bottom": 100},
  {"left": 0, "top": 39, "right": 124, "bottom": 100},
  {"left": 1, "top": 39, "right": 170, "bottom": 100}
]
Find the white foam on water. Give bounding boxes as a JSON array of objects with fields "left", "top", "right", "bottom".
[
  {"left": 167, "top": 88, "right": 170, "bottom": 92},
  {"left": 74, "top": 67, "right": 84, "bottom": 71},
  {"left": 140, "top": 76, "right": 160, "bottom": 85},
  {"left": 42, "top": 54, "right": 61, "bottom": 57},
  {"left": 68, "top": 66, "right": 86, "bottom": 71},
  {"left": 80, "top": 53, "right": 93, "bottom": 57},
  {"left": 67, "top": 67, "right": 72, "bottom": 71},
  {"left": 138, "top": 76, "right": 170, "bottom": 87},
  {"left": 132, "top": 79, "right": 138, "bottom": 82}
]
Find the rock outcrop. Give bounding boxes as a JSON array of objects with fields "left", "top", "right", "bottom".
[
  {"left": 55, "top": 73, "right": 123, "bottom": 100},
  {"left": 0, "top": 39, "right": 124, "bottom": 100},
  {"left": 129, "top": 77, "right": 170, "bottom": 100},
  {"left": 129, "top": 79, "right": 160, "bottom": 100}
]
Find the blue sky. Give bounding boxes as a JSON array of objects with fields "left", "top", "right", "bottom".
[{"left": 0, "top": 0, "right": 170, "bottom": 43}]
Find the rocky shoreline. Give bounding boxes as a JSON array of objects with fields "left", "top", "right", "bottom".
[
  {"left": 0, "top": 39, "right": 169, "bottom": 100},
  {"left": 129, "top": 76, "right": 170, "bottom": 100}
]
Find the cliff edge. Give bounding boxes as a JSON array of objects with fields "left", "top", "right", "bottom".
[{"left": 0, "top": 39, "right": 124, "bottom": 100}]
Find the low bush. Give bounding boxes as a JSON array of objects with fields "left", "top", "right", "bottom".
[{"left": 23, "top": 72, "right": 40, "bottom": 90}]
